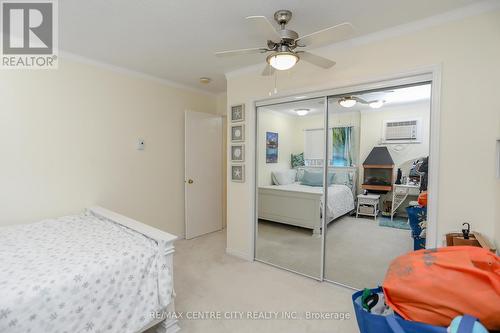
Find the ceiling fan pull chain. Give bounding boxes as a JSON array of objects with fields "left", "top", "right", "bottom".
[{"left": 274, "top": 71, "right": 278, "bottom": 94}]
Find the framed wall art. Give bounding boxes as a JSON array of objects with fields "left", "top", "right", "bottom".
[
  {"left": 231, "top": 144, "right": 245, "bottom": 163},
  {"left": 231, "top": 164, "right": 245, "bottom": 182},
  {"left": 266, "top": 131, "right": 278, "bottom": 163},
  {"left": 231, "top": 104, "right": 245, "bottom": 123},
  {"left": 231, "top": 124, "right": 245, "bottom": 142}
]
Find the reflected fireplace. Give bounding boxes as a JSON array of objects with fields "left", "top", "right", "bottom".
[{"left": 362, "top": 147, "right": 394, "bottom": 192}]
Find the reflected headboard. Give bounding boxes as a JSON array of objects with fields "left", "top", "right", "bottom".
[{"left": 296, "top": 166, "right": 358, "bottom": 199}]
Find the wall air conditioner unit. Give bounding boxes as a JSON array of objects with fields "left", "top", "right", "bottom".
[{"left": 382, "top": 119, "right": 421, "bottom": 144}]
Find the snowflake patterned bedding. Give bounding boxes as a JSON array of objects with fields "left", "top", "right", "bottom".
[{"left": 0, "top": 212, "right": 173, "bottom": 333}]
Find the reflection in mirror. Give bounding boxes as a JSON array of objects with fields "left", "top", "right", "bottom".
[
  {"left": 324, "top": 83, "right": 432, "bottom": 289},
  {"left": 255, "top": 98, "right": 325, "bottom": 278}
]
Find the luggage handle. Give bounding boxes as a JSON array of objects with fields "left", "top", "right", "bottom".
[
  {"left": 456, "top": 315, "right": 478, "bottom": 333},
  {"left": 385, "top": 314, "right": 479, "bottom": 333}
]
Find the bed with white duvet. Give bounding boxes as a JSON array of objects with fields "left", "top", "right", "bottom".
[{"left": 0, "top": 207, "right": 179, "bottom": 333}]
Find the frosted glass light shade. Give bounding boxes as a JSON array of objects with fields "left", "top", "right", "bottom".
[{"left": 267, "top": 52, "right": 299, "bottom": 71}]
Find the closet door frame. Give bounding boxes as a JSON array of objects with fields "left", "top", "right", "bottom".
[{"left": 253, "top": 66, "right": 442, "bottom": 285}]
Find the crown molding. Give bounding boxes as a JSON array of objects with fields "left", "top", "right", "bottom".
[
  {"left": 59, "top": 51, "right": 217, "bottom": 97},
  {"left": 225, "top": 0, "right": 500, "bottom": 80}
]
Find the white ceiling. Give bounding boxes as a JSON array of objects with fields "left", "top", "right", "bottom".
[
  {"left": 260, "top": 83, "right": 431, "bottom": 117},
  {"left": 60, "top": 0, "right": 481, "bottom": 93}
]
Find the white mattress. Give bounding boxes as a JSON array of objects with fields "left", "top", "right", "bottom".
[
  {"left": 0, "top": 212, "right": 172, "bottom": 333},
  {"left": 259, "top": 183, "right": 355, "bottom": 221}
]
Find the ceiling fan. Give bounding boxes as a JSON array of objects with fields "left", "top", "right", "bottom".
[
  {"left": 338, "top": 96, "right": 386, "bottom": 109},
  {"left": 215, "top": 10, "right": 354, "bottom": 76}
]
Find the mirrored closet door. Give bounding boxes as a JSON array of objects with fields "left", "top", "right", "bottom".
[
  {"left": 255, "top": 80, "right": 433, "bottom": 289},
  {"left": 324, "top": 83, "right": 432, "bottom": 289},
  {"left": 255, "top": 97, "right": 326, "bottom": 279}
]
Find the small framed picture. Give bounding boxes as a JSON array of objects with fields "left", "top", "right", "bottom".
[
  {"left": 231, "top": 124, "right": 245, "bottom": 142},
  {"left": 231, "top": 144, "right": 245, "bottom": 162},
  {"left": 231, "top": 104, "right": 245, "bottom": 123},
  {"left": 266, "top": 131, "right": 278, "bottom": 163},
  {"left": 231, "top": 164, "right": 245, "bottom": 182}
]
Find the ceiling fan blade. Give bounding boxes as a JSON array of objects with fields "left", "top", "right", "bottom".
[
  {"left": 215, "top": 47, "right": 267, "bottom": 57},
  {"left": 299, "top": 52, "right": 336, "bottom": 69},
  {"left": 354, "top": 96, "right": 370, "bottom": 104},
  {"left": 262, "top": 64, "right": 275, "bottom": 76},
  {"left": 245, "top": 15, "right": 281, "bottom": 41},
  {"left": 296, "top": 22, "right": 354, "bottom": 48}
]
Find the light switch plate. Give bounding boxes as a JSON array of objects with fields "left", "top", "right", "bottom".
[{"left": 137, "top": 138, "right": 145, "bottom": 150}]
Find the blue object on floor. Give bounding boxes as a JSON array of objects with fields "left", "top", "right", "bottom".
[
  {"left": 406, "top": 206, "right": 427, "bottom": 238},
  {"left": 407, "top": 206, "right": 427, "bottom": 250},
  {"left": 379, "top": 216, "right": 411, "bottom": 230},
  {"left": 413, "top": 237, "right": 426, "bottom": 251}
]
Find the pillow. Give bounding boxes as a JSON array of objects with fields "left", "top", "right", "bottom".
[
  {"left": 333, "top": 173, "right": 348, "bottom": 185},
  {"left": 272, "top": 169, "right": 297, "bottom": 185},
  {"left": 296, "top": 168, "right": 305, "bottom": 182},
  {"left": 291, "top": 153, "right": 305, "bottom": 168},
  {"left": 300, "top": 170, "right": 324, "bottom": 187}
]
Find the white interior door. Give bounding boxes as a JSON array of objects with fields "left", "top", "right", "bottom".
[{"left": 185, "top": 110, "right": 223, "bottom": 239}]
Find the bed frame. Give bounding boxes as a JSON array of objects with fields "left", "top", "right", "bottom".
[
  {"left": 88, "top": 207, "right": 180, "bottom": 333},
  {"left": 258, "top": 167, "right": 357, "bottom": 236}
]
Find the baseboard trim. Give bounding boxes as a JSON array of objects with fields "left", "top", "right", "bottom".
[{"left": 225, "top": 247, "right": 253, "bottom": 261}]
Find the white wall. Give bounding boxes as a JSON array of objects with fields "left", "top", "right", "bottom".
[
  {"left": 225, "top": 9, "right": 500, "bottom": 258},
  {"left": 0, "top": 58, "right": 217, "bottom": 238}
]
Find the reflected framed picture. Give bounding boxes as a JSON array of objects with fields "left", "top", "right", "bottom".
[
  {"left": 231, "top": 165, "right": 245, "bottom": 182},
  {"left": 231, "top": 124, "right": 245, "bottom": 142},
  {"left": 231, "top": 104, "right": 245, "bottom": 123},
  {"left": 231, "top": 144, "right": 245, "bottom": 162},
  {"left": 266, "top": 132, "right": 278, "bottom": 163}
]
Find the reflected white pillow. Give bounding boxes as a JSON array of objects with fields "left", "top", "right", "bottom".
[{"left": 272, "top": 169, "right": 297, "bottom": 185}]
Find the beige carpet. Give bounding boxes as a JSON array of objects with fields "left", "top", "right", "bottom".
[
  {"left": 256, "top": 216, "right": 413, "bottom": 289},
  {"left": 157, "top": 230, "right": 360, "bottom": 333}
]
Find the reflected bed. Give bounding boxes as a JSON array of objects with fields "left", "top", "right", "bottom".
[{"left": 258, "top": 168, "right": 356, "bottom": 236}]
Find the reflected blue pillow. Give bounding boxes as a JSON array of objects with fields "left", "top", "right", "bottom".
[
  {"left": 301, "top": 170, "right": 323, "bottom": 186},
  {"left": 300, "top": 170, "right": 335, "bottom": 187},
  {"left": 333, "top": 173, "right": 350, "bottom": 185}
]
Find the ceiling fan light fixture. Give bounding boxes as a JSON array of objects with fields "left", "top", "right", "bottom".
[
  {"left": 267, "top": 51, "right": 299, "bottom": 71},
  {"left": 369, "top": 100, "right": 385, "bottom": 109},
  {"left": 339, "top": 97, "right": 357, "bottom": 108},
  {"left": 295, "top": 109, "right": 309, "bottom": 116}
]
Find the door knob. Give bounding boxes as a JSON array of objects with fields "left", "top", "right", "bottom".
[{"left": 187, "top": 179, "right": 194, "bottom": 184}]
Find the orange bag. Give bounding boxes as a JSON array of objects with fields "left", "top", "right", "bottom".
[
  {"left": 383, "top": 246, "right": 500, "bottom": 330},
  {"left": 418, "top": 191, "right": 428, "bottom": 207}
]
